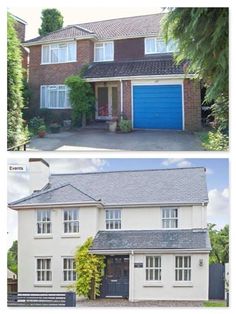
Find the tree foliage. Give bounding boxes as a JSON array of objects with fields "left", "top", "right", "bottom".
[
  {"left": 7, "top": 13, "right": 28, "bottom": 148},
  {"left": 7, "top": 240, "right": 18, "bottom": 274},
  {"left": 208, "top": 224, "right": 229, "bottom": 264},
  {"left": 38, "top": 9, "right": 63, "bottom": 36},
  {"left": 74, "top": 237, "right": 105, "bottom": 299},
  {"left": 65, "top": 75, "right": 95, "bottom": 127}
]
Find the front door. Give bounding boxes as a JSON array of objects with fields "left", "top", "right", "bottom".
[
  {"left": 96, "top": 86, "right": 118, "bottom": 120},
  {"left": 100, "top": 256, "right": 129, "bottom": 298}
]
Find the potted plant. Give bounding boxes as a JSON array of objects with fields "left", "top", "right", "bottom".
[
  {"left": 119, "top": 119, "right": 132, "bottom": 133},
  {"left": 108, "top": 117, "right": 118, "bottom": 132},
  {"left": 38, "top": 124, "right": 46, "bottom": 138},
  {"left": 49, "top": 122, "right": 61, "bottom": 133}
]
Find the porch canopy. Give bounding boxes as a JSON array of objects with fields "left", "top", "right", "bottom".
[{"left": 90, "top": 229, "right": 211, "bottom": 254}]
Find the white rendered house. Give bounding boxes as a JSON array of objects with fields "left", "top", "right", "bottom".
[{"left": 9, "top": 159, "right": 211, "bottom": 301}]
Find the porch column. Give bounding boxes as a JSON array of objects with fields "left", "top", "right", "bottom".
[{"left": 120, "top": 79, "right": 123, "bottom": 116}]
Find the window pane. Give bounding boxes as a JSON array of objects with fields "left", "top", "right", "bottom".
[
  {"left": 156, "top": 40, "right": 167, "bottom": 53},
  {"left": 58, "top": 44, "right": 67, "bottom": 62},
  {"left": 49, "top": 88, "right": 57, "bottom": 108},
  {"left": 146, "top": 38, "right": 156, "bottom": 53},
  {"left": 95, "top": 46, "right": 103, "bottom": 61},
  {"left": 104, "top": 42, "right": 113, "bottom": 60},
  {"left": 150, "top": 269, "right": 153, "bottom": 280},
  {"left": 42, "top": 46, "right": 50, "bottom": 63},
  {"left": 146, "top": 269, "right": 149, "bottom": 281},
  {"left": 51, "top": 47, "right": 59, "bottom": 63},
  {"left": 58, "top": 90, "right": 65, "bottom": 108},
  {"left": 68, "top": 42, "right": 76, "bottom": 61}
]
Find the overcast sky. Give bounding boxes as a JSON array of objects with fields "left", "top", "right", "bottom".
[
  {"left": 7, "top": 158, "right": 229, "bottom": 249},
  {"left": 8, "top": 7, "right": 163, "bottom": 40}
]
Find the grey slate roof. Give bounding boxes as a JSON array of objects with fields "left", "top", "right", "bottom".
[
  {"left": 10, "top": 168, "right": 208, "bottom": 207},
  {"left": 24, "top": 13, "right": 165, "bottom": 45},
  {"left": 90, "top": 229, "right": 211, "bottom": 251},
  {"left": 84, "top": 57, "right": 185, "bottom": 78}
]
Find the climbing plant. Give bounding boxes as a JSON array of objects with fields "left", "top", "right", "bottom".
[{"left": 74, "top": 237, "right": 105, "bottom": 299}]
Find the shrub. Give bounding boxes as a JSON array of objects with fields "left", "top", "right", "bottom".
[
  {"left": 29, "top": 116, "right": 45, "bottom": 134},
  {"left": 203, "top": 130, "right": 229, "bottom": 151},
  {"left": 119, "top": 119, "right": 132, "bottom": 132}
]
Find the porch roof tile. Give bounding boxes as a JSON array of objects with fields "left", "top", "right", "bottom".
[
  {"left": 84, "top": 57, "right": 185, "bottom": 78},
  {"left": 90, "top": 229, "right": 211, "bottom": 251}
]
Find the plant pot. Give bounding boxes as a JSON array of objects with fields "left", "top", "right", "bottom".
[
  {"left": 38, "top": 131, "right": 46, "bottom": 138},
  {"left": 108, "top": 121, "right": 117, "bottom": 132}
]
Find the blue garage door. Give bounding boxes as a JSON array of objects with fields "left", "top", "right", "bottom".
[{"left": 133, "top": 85, "right": 183, "bottom": 130}]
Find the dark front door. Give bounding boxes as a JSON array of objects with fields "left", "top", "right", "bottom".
[{"left": 100, "top": 256, "right": 129, "bottom": 298}]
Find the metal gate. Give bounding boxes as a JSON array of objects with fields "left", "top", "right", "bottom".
[{"left": 209, "top": 263, "right": 225, "bottom": 299}]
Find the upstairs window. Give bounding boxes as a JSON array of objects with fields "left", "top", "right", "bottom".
[
  {"left": 94, "top": 42, "right": 114, "bottom": 62},
  {"left": 106, "top": 209, "right": 121, "bottom": 229},
  {"left": 63, "top": 209, "right": 79, "bottom": 233},
  {"left": 42, "top": 42, "right": 76, "bottom": 64},
  {"left": 146, "top": 256, "right": 161, "bottom": 281},
  {"left": 63, "top": 258, "right": 76, "bottom": 282},
  {"left": 37, "top": 210, "right": 51, "bottom": 234},
  {"left": 175, "top": 256, "right": 191, "bottom": 281},
  {"left": 162, "top": 208, "right": 178, "bottom": 228},
  {"left": 40, "top": 85, "right": 71, "bottom": 109},
  {"left": 145, "top": 38, "right": 177, "bottom": 54}
]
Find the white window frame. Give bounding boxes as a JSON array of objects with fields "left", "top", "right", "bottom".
[
  {"left": 145, "top": 256, "right": 162, "bottom": 281},
  {"left": 94, "top": 41, "right": 114, "bottom": 62},
  {"left": 175, "top": 256, "right": 191, "bottom": 281},
  {"left": 41, "top": 41, "right": 77, "bottom": 64},
  {"left": 62, "top": 257, "right": 76, "bottom": 282},
  {"left": 105, "top": 209, "right": 121, "bottom": 230},
  {"left": 63, "top": 208, "right": 79, "bottom": 234},
  {"left": 36, "top": 209, "right": 51, "bottom": 234},
  {"left": 40, "top": 85, "right": 71, "bottom": 109},
  {"left": 35, "top": 257, "right": 52, "bottom": 283},
  {"left": 162, "top": 208, "right": 178, "bottom": 229},
  {"left": 145, "top": 37, "right": 177, "bottom": 54}
]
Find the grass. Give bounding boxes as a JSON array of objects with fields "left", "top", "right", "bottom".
[{"left": 203, "top": 300, "right": 226, "bottom": 307}]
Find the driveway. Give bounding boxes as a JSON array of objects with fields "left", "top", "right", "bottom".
[
  {"left": 77, "top": 299, "right": 203, "bottom": 307},
  {"left": 27, "top": 129, "right": 203, "bottom": 151}
]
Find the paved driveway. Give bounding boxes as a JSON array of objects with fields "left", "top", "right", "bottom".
[
  {"left": 77, "top": 299, "right": 203, "bottom": 307},
  {"left": 27, "top": 129, "right": 203, "bottom": 151}
]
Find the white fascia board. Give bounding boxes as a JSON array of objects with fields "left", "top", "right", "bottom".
[
  {"left": 23, "top": 36, "right": 96, "bottom": 47},
  {"left": 89, "top": 249, "right": 211, "bottom": 255},
  {"left": 103, "top": 202, "right": 208, "bottom": 208},
  {"left": 85, "top": 74, "right": 194, "bottom": 82},
  {"left": 9, "top": 201, "right": 104, "bottom": 210}
]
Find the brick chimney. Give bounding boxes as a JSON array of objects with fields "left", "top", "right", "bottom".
[{"left": 29, "top": 159, "right": 50, "bottom": 194}]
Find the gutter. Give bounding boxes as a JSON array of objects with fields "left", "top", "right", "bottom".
[
  {"left": 85, "top": 74, "right": 195, "bottom": 82},
  {"left": 89, "top": 248, "right": 211, "bottom": 255},
  {"left": 9, "top": 201, "right": 104, "bottom": 210}
]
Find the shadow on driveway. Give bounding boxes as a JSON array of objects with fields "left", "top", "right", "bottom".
[{"left": 27, "top": 129, "right": 203, "bottom": 151}]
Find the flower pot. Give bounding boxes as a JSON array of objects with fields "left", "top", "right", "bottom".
[
  {"left": 38, "top": 131, "right": 46, "bottom": 138},
  {"left": 108, "top": 121, "right": 117, "bottom": 132}
]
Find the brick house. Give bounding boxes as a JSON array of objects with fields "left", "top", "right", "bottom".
[{"left": 24, "top": 14, "right": 201, "bottom": 131}]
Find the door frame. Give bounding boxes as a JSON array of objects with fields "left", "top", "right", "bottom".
[
  {"left": 95, "top": 84, "right": 118, "bottom": 120},
  {"left": 100, "top": 255, "right": 129, "bottom": 298},
  {"left": 131, "top": 79, "right": 185, "bottom": 130}
]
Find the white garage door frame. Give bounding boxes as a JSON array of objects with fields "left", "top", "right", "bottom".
[{"left": 131, "top": 79, "right": 185, "bottom": 131}]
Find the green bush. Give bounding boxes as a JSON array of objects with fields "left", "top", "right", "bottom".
[
  {"left": 203, "top": 130, "right": 229, "bottom": 151},
  {"left": 29, "top": 116, "right": 45, "bottom": 134},
  {"left": 119, "top": 119, "right": 132, "bottom": 132}
]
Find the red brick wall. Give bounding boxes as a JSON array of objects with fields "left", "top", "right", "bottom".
[
  {"left": 184, "top": 79, "right": 201, "bottom": 131},
  {"left": 28, "top": 40, "right": 94, "bottom": 117},
  {"left": 115, "top": 38, "right": 144, "bottom": 61},
  {"left": 123, "top": 80, "right": 131, "bottom": 119},
  {"left": 14, "top": 20, "right": 25, "bottom": 42}
]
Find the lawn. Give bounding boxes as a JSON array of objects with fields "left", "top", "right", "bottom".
[{"left": 203, "top": 300, "right": 226, "bottom": 307}]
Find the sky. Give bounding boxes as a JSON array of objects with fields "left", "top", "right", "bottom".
[
  {"left": 8, "top": 7, "right": 163, "bottom": 40},
  {"left": 7, "top": 158, "right": 229, "bottom": 249}
]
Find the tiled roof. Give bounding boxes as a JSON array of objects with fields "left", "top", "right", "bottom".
[
  {"left": 90, "top": 229, "right": 211, "bottom": 251},
  {"left": 24, "top": 13, "right": 165, "bottom": 45},
  {"left": 10, "top": 168, "right": 208, "bottom": 207},
  {"left": 84, "top": 57, "right": 185, "bottom": 78}
]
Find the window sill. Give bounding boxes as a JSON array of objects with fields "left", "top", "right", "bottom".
[
  {"left": 143, "top": 282, "right": 163, "bottom": 287},
  {"left": 173, "top": 282, "right": 193, "bottom": 287},
  {"left": 34, "top": 283, "right": 53, "bottom": 287},
  {"left": 94, "top": 60, "right": 114, "bottom": 63},
  {"left": 34, "top": 234, "right": 53, "bottom": 239},
  {"left": 61, "top": 234, "right": 80, "bottom": 238},
  {"left": 41, "top": 60, "right": 77, "bottom": 65}
]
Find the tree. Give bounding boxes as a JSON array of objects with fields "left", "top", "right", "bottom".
[
  {"left": 7, "top": 240, "right": 18, "bottom": 274},
  {"left": 208, "top": 224, "right": 229, "bottom": 264},
  {"left": 7, "top": 13, "right": 28, "bottom": 149},
  {"left": 65, "top": 75, "right": 95, "bottom": 127},
  {"left": 74, "top": 237, "right": 105, "bottom": 299},
  {"left": 162, "top": 8, "right": 229, "bottom": 148},
  {"left": 38, "top": 9, "right": 63, "bottom": 36}
]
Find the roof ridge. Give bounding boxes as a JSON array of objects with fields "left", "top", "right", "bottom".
[
  {"left": 77, "top": 12, "right": 165, "bottom": 26},
  {"left": 51, "top": 167, "right": 206, "bottom": 177}
]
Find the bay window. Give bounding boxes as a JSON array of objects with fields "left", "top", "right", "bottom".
[
  {"left": 40, "top": 85, "right": 71, "bottom": 109},
  {"left": 94, "top": 42, "right": 114, "bottom": 62},
  {"left": 41, "top": 41, "right": 76, "bottom": 64}
]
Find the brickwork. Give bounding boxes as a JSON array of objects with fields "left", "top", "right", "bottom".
[
  {"left": 115, "top": 38, "right": 144, "bottom": 61},
  {"left": 123, "top": 80, "right": 131, "bottom": 119}
]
